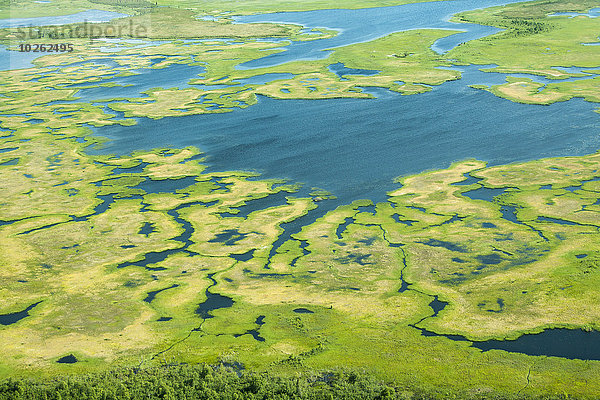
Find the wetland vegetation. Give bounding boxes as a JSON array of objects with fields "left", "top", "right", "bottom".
[{"left": 1, "top": 0, "right": 600, "bottom": 398}]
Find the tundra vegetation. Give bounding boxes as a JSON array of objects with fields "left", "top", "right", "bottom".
[{"left": 0, "top": 0, "right": 600, "bottom": 398}]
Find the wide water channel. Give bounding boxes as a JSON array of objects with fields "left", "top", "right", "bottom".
[
  {"left": 234, "top": 0, "right": 538, "bottom": 67},
  {"left": 94, "top": 72, "right": 600, "bottom": 205}
]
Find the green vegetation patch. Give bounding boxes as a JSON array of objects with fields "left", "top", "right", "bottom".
[{"left": 447, "top": 0, "right": 600, "bottom": 108}]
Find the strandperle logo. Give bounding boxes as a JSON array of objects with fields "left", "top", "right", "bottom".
[{"left": 13, "top": 20, "right": 149, "bottom": 40}]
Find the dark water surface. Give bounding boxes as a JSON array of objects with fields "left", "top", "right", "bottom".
[
  {"left": 0, "top": 301, "right": 42, "bottom": 325},
  {"left": 472, "top": 329, "right": 600, "bottom": 360},
  {"left": 92, "top": 79, "right": 600, "bottom": 204},
  {"left": 415, "top": 300, "right": 600, "bottom": 361},
  {"left": 196, "top": 274, "right": 235, "bottom": 319},
  {"left": 418, "top": 324, "right": 600, "bottom": 361},
  {"left": 56, "top": 354, "right": 78, "bottom": 364}
]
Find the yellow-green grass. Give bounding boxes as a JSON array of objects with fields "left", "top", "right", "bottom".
[
  {"left": 97, "top": 30, "right": 458, "bottom": 118},
  {"left": 52, "top": 8, "right": 299, "bottom": 40},
  {"left": 483, "top": 76, "right": 600, "bottom": 107},
  {"left": 225, "top": 29, "right": 462, "bottom": 100},
  {"left": 2, "top": 0, "right": 444, "bottom": 20},
  {"left": 4, "top": 0, "right": 600, "bottom": 115}
]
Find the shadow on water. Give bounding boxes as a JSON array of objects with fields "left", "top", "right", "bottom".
[{"left": 0, "top": 301, "right": 42, "bottom": 325}]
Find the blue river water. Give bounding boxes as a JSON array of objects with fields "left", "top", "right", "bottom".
[
  {"left": 234, "top": 0, "right": 531, "bottom": 68},
  {"left": 550, "top": 7, "right": 600, "bottom": 18},
  {"left": 0, "top": 10, "right": 128, "bottom": 70},
  {"left": 92, "top": 67, "right": 600, "bottom": 205},
  {"left": 0, "top": 10, "right": 128, "bottom": 28}
]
